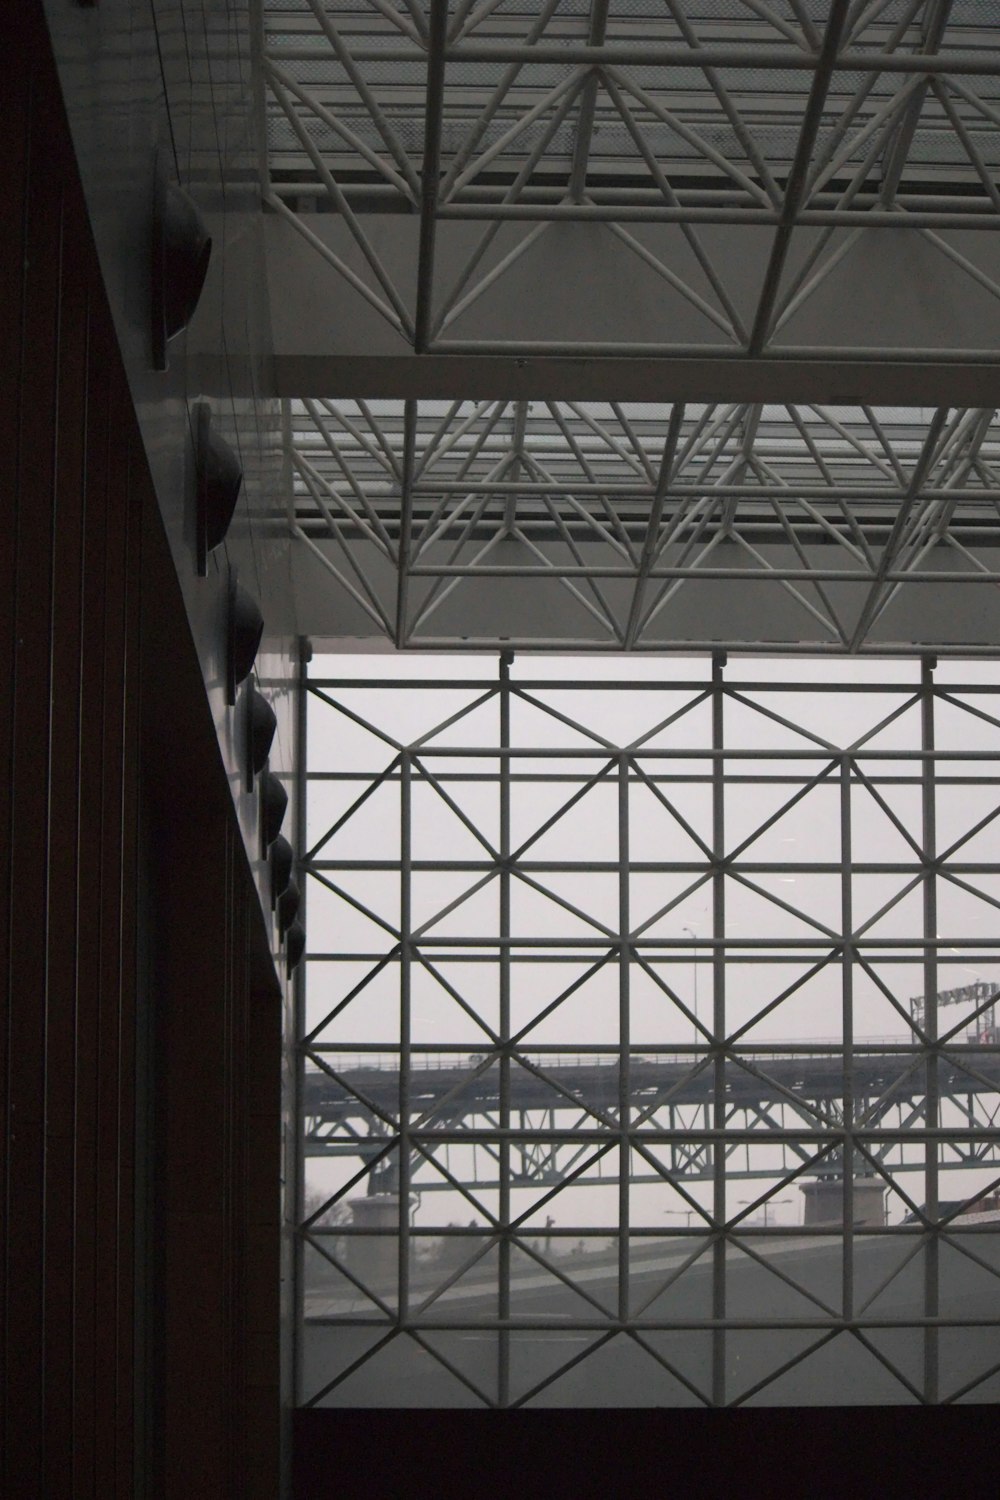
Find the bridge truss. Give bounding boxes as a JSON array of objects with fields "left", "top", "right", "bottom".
[{"left": 301, "top": 1045, "right": 1000, "bottom": 1189}]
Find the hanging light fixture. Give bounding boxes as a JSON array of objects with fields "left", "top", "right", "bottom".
[
  {"left": 196, "top": 403, "right": 243, "bottom": 576},
  {"left": 260, "top": 771, "right": 288, "bottom": 852},
  {"left": 285, "top": 920, "right": 305, "bottom": 977},
  {"left": 277, "top": 878, "right": 301, "bottom": 939},
  {"left": 151, "top": 147, "right": 212, "bottom": 371},
  {"left": 246, "top": 685, "right": 277, "bottom": 787},
  {"left": 226, "top": 568, "right": 263, "bottom": 705},
  {"left": 270, "top": 834, "right": 293, "bottom": 905}
]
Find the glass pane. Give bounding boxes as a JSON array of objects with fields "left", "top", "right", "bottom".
[{"left": 298, "top": 657, "right": 1000, "bottom": 1406}]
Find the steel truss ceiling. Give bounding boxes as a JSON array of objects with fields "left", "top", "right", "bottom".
[
  {"left": 259, "top": 0, "right": 1000, "bottom": 358},
  {"left": 289, "top": 396, "right": 1000, "bottom": 649},
  {"left": 259, "top": 1, "right": 1000, "bottom": 650}
]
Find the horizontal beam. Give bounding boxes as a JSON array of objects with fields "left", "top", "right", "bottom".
[
  {"left": 270, "top": 43, "right": 1000, "bottom": 73},
  {"left": 258, "top": 216, "right": 1000, "bottom": 403},
  {"left": 432, "top": 206, "right": 1000, "bottom": 229},
  {"left": 269, "top": 353, "right": 1000, "bottom": 405}
]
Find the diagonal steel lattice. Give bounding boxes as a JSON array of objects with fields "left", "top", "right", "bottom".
[
  {"left": 259, "top": 1, "right": 1000, "bottom": 651},
  {"left": 259, "top": 0, "right": 1000, "bottom": 354},
  {"left": 287, "top": 397, "right": 1000, "bottom": 649},
  {"left": 296, "top": 656, "right": 1000, "bottom": 1407}
]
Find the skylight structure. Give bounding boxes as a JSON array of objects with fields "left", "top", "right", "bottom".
[
  {"left": 260, "top": 0, "right": 1000, "bottom": 363},
  {"left": 287, "top": 398, "right": 1000, "bottom": 650},
  {"left": 258, "top": 1, "right": 1000, "bottom": 652}
]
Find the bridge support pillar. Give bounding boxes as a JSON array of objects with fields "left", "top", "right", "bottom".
[
  {"left": 801, "top": 1179, "right": 887, "bottom": 1227},
  {"left": 347, "top": 1194, "right": 401, "bottom": 1287}
]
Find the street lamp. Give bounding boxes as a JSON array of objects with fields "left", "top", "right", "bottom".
[
  {"left": 683, "top": 924, "right": 699, "bottom": 1045},
  {"left": 739, "top": 1198, "right": 792, "bottom": 1227}
]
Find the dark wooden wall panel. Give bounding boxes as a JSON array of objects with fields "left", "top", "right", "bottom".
[
  {"left": 144, "top": 765, "right": 281, "bottom": 1500},
  {"left": 4, "top": 52, "right": 59, "bottom": 1494},
  {"left": 0, "top": 30, "right": 144, "bottom": 1491},
  {"left": 2, "top": 10, "right": 281, "bottom": 1496},
  {"left": 45, "top": 173, "right": 89, "bottom": 1500}
]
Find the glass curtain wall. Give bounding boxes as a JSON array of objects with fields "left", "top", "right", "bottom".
[{"left": 295, "top": 654, "right": 1000, "bottom": 1407}]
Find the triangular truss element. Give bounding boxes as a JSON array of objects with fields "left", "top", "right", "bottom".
[
  {"left": 262, "top": 0, "right": 1000, "bottom": 360},
  {"left": 288, "top": 398, "right": 1000, "bottom": 651}
]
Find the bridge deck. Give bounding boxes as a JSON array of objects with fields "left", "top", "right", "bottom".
[{"left": 303, "top": 1048, "right": 1000, "bottom": 1122}]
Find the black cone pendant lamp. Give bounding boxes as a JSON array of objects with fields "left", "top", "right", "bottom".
[
  {"left": 270, "top": 834, "right": 293, "bottom": 904},
  {"left": 226, "top": 568, "right": 263, "bottom": 705},
  {"left": 151, "top": 148, "right": 212, "bottom": 371},
  {"left": 285, "top": 920, "right": 305, "bottom": 977},
  {"left": 246, "top": 686, "right": 277, "bottom": 786},
  {"left": 196, "top": 403, "right": 244, "bottom": 575},
  {"left": 260, "top": 771, "right": 288, "bottom": 852},
  {"left": 277, "top": 878, "right": 300, "bottom": 939}
]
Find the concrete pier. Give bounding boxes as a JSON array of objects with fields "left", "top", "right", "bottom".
[
  {"left": 347, "top": 1194, "right": 401, "bottom": 1285},
  {"left": 800, "top": 1178, "right": 887, "bottom": 1226}
]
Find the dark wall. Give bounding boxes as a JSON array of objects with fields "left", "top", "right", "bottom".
[
  {"left": 141, "top": 767, "right": 282, "bottom": 1499},
  {"left": 41, "top": 0, "right": 298, "bottom": 933},
  {"left": 1, "top": 11, "right": 281, "bottom": 1495}
]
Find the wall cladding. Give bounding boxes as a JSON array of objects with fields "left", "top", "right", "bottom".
[
  {"left": 0, "top": 22, "right": 141, "bottom": 1489},
  {"left": 2, "top": 13, "right": 280, "bottom": 1496},
  {"left": 142, "top": 784, "right": 282, "bottom": 1498},
  {"left": 41, "top": 0, "right": 298, "bottom": 947}
]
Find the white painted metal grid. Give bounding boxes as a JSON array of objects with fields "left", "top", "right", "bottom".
[
  {"left": 295, "top": 657, "right": 1000, "bottom": 1407},
  {"left": 287, "top": 397, "right": 1000, "bottom": 650},
  {"left": 259, "top": 0, "right": 1000, "bottom": 358}
]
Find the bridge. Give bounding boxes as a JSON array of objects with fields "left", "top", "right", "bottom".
[{"left": 301, "top": 1042, "right": 1000, "bottom": 1187}]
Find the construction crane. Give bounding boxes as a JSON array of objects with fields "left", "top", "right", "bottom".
[{"left": 909, "top": 980, "right": 999, "bottom": 1041}]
